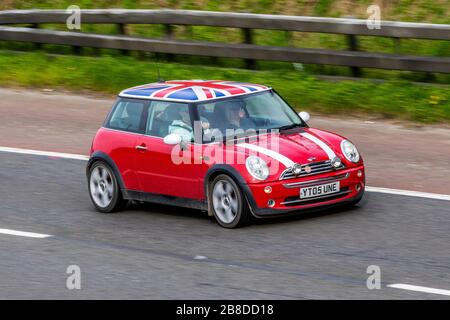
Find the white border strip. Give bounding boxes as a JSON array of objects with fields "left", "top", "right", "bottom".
[
  {"left": 0, "top": 146, "right": 89, "bottom": 161},
  {"left": 388, "top": 284, "right": 450, "bottom": 296},
  {"left": 366, "top": 186, "right": 450, "bottom": 201},
  {"left": 0, "top": 228, "right": 52, "bottom": 239},
  {"left": 1, "top": 146, "right": 449, "bottom": 201}
]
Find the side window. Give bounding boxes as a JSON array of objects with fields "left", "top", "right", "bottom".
[
  {"left": 146, "top": 101, "right": 193, "bottom": 142},
  {"left": 106, "top": 99, "right": 145, "bottom": 133}
]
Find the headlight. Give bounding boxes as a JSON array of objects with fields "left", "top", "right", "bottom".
[
  {"left": 340, "top": 140, "right": 360, "bottom": 163},
  {"left": 245, "top": 156, "right": 269, "bottom": 180}
]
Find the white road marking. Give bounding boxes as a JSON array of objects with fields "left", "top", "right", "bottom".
[
  {"left": 0, "top": 228, "right": 52, "bottom": 239},
  {"left": 1, "top": 146, "right": 449, "bottom": 201},
  {"left": 388, "top": 284, "right": 450, "bottom": 296},
  {"left": 366, "top": 186, "right": 450, "bottom": 201},
  {"left": 0, "top": 146, "right": 89, "bottom": 161}
]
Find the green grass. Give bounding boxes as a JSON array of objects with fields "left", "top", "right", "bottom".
[{"left": 0, "top": 50, "right": 448, "bottom": 123}]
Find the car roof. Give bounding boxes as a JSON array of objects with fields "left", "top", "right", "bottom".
[{"left": 119, "top": 80, "right": 271, "bottom": 103}]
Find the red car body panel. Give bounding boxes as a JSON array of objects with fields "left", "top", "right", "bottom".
[
  {"left": 92, "top": 128, "right": 141, "bottom": 191},
  {"left": 91, "top": 127, "right": 364, "bottom": 212},
  {"left": 133, "top": 135, "right": 206, "bottom": 199}
]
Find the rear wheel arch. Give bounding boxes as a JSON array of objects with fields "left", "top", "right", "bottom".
[
  {"left": 87, "top": 151, "right": 125, "bottom": 191},
  {"left": 87, "top": 160, "right": 128, "bottom": 213}
]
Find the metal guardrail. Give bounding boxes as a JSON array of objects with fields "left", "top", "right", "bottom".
[{"left": 0, "top": 9, "right": 449, "bottom": 73}]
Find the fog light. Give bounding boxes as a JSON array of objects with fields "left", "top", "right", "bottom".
[
  {"left": 292, "top": 163, "right": 302, "bottom": 175},
  {"left": 357, "top": 170, "right": 363, "bottom": 178},
  {"left": 267, "top": 199, "right": 275, "bottom": 207},
  {"left": 356, "top": 184, "right": 361, "bottom": 192},
  {"left": 264, "top": 186, "right": 272, "bottom": 194},
  {"left": 331, "top": 156, "right": 342, "bottom": 169}
]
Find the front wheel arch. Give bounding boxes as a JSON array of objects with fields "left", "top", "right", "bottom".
[
  {"left": 208, "top": 174, "right": 252, "bottom": 228},
  {"left": 204, "top": 165, "right": 251, "bottom": 217}
]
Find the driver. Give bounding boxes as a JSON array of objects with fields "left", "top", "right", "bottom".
[
  {"left": 225, "top": 102, "right": 243, "bottom": 130},
  {"left": 223, "top": 100, "right": 254, "bottom": 131}
]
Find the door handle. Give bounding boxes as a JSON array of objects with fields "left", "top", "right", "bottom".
[{"left": 136, "top": 145, "right": 147, "bottom": 151}]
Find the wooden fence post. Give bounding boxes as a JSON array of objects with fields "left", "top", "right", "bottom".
[
  {"left": 347, "top": 34, "right": 361, "bottom": 77},
  {"left": 118, "top": 23, "right": 128, "bottom": 55},
  {"left": 31, "top": 24, "right": 41, "bottom": 50},
  {"left": 242, "top": 28, "right": 256, "bottom": 69},
  {"left": 165, "top": 24, "right": 174, "bottom": 61},
  {"left": 72, "top": 45, "right": 82, "bottom": 55},
  {"left": 344, "top": 16, "right": 361, "bottom": 77}
]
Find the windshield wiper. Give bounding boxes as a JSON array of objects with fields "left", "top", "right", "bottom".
[
  {"left": 223, "top": 129, "right": 262, "bottom": 142},
  {"left": 277, "top": 123, "right": 303, "bottom": 131}
]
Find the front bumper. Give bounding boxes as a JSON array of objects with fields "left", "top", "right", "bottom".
[{"left": 244, "top": 165, "right": 365, "bottom": 218}]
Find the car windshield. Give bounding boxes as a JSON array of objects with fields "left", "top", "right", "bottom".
[{"left": 196, "top": 90, "right": 304, "bottom": 142}]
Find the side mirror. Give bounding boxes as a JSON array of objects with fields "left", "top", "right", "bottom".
[
  {"left": 163, "top": 133, "right": 182, "bottom": 145},
  {"left": 299, "top": 111, "right": 310, "bottom": 123}
]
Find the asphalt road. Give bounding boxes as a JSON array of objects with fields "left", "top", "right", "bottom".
[{"left": 0, "top": 152, "right": 449, "bottom": 299}]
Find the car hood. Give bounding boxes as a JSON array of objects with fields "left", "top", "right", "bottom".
[
  {"left": 227, "top": 127, "right": 350, "bottom": 181},
  {"left": 241, "top": 128, "right": 340, "bottom": 161}
]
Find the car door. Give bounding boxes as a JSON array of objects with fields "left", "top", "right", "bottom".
[
  {"left": 102, "top": 98, "right": 148, "bottom": 191},
  {"left": 134, "top": 101, "right": 204, "bottom": 199}
]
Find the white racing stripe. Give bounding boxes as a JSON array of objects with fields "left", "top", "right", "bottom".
[
  {"left": 300, "top": 132, "right": 336, "bottom": 160},
  {"left": 237, "top": 143, "right": 295, "bottom": 168},
  {"left": 366, "top": 186, "right": 450, "bottom": 201},
  {"left": 388, "top": 284, "right": 450, "bottom": 296},
  {"left": 0, "top": 146, "right": 449, "bottom": 201},
  {"left": 0, "top": 146, "right": 89, "bottom": 161},
  {"left": 0, "top": 228, "right": 52, "bottom": 238}
]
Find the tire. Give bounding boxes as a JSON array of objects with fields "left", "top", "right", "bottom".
[
  {"left": 209, "top": 174, "right": 252, "bottom": 228},
  {"left": 88, "top": 161, "right": 127, "bottom": 213}
]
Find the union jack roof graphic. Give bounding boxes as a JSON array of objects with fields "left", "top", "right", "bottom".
[{"left": 119, "top": 80, "right": 271, "bottom": 102}]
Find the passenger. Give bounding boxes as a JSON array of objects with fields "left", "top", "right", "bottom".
[{"left": 168, "top": 107, "right": 193, "bottom": 142}]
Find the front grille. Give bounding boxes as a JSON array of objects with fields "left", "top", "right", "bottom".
[{"left": 280, "top": 160, "right": 345, "bottom": 180}]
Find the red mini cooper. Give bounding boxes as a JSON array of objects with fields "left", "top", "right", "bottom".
[{"left": 87, "top": 80, "right": 365, "bottom": 228}]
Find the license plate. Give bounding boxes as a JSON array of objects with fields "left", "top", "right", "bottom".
[{"left": 300, "top": 182, "right": 340, "bottom": 199}]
